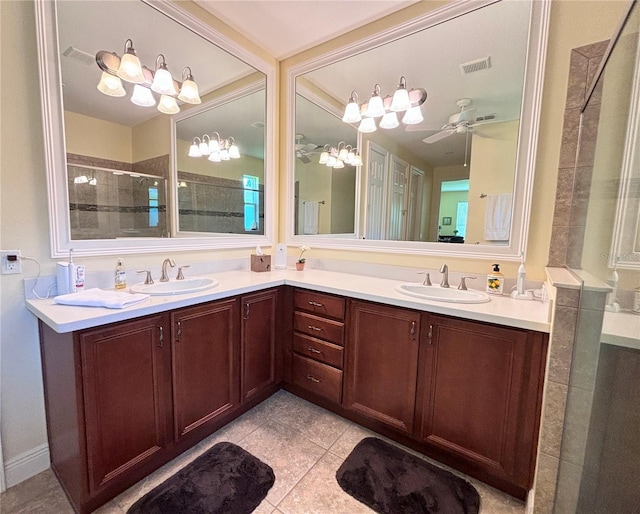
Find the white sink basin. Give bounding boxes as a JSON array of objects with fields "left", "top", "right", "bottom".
[
  {"left": 395, "top": 284, "right": 490, "bottom": 304},
  {"left": 131, "top": 277, "right": 219, "bottom": 296}
]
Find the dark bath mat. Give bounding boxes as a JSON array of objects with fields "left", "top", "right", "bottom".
[
  {"left": 127, "top": 442, "right": 274, "bottom": 514},
  {"left": 336, "top": 437, "right": 480, "bottom": 514}
]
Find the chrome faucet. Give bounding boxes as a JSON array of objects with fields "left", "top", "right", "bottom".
[
  {"left": 439, "top": 264, "right": 450, "bottom": 288},
  {"left": 160, "top": 258, "right": 175, "bottom": 282}
]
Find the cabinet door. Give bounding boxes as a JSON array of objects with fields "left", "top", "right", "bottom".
[
  {"left": 416, "top": 314, "right": 547, "bottom": 488},
  {"left": 172, "top": 299, "right": 239, "bottom": 441},
  {"left": 241, "top": 289, "right": 277, "bottom": 402},
  {"left": 80, "top": 314, "right": 171, "bottom": 493},
  {"left": 345, "top": 300, "right": 420, "bottom": 434}
]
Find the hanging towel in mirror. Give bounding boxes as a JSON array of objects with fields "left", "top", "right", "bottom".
[
  {"left": 484, "top": 193, "right": 512, "bottom": 241},
  {"left": 303, "top": 201, "right": 319, "bottom": 235}
]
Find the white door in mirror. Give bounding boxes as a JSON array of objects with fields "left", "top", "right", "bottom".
[
  {"left": 130, "top": 278, "right": 219, "bottom": 296},
  {"left": 395, "top": 284, "right": 490, "bottom": 304}
]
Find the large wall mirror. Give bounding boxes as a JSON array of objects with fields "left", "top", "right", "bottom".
[
  {"left": 286, "top": 0, "right": 550, "bottom": 259},
  {"left": 36, "top": 0, "right": 275, "bottom": 257}
]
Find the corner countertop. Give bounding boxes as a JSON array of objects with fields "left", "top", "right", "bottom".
[{"left": 26, "top": 268, "right": 552, "bottom": 334}]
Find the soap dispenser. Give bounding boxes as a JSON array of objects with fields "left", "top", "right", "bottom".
[{"left": 486, "top": 264, "right": 504, "bottom": 295}]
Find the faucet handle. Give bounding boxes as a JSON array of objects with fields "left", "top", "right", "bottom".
[
  {"left": 136, "top": 270, "right": 154, "bottom": 285},
  {"left": 176, "top": 265, "right": 190, "bottom": 280},
  {"left": 417, "top": 271, "right": 432, "bottom": 286},
  {"left": 458, "top": 276, "right": 477, "bottom": 290}
]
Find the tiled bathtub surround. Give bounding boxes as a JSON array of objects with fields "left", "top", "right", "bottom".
[{"left": 0, "top": 391, "right": 526, "bottom": 514}]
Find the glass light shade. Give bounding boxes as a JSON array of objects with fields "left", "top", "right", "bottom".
[
  {"left": 178, "top": 181, "right": 187, "bottom": 188},
  {"left": 318, "top": 151, "right": 329, "bottom": 164},
  {"left": 333, "top": 159, "right": 345, "bottom": 169},
  {"left": 402, "top": 105, "right": 424, "bottom": 125},
  {"left": 365, "top": 94, "right": 385, "bottom": 118},
  {"left": 208, "top": 139, "right": 220, "bottom": 153},
  {"left": 188, "top": 142, "right": 201, "bottom": 157},
  {"left": 74, "top": 175, "right": 88, "bottom": 184},
  {"left": 199, "top": 140, "right": 210, "bottom": 156},
  {"left": 390, "top": 87, "right": 411, "bottom": 112},
  {"left": 347, "top": 150, "right": 355, "bottom": 163},
  {"left": 117, "top": 52, "right": 145, "bottom": 84},
  {"left": 354, "top": 154, "right": 363, "bottom": 166},
  {"left": 88, "top": 177, "right": 97, "bottom": 186},
  {"left": 229, "top": 144, "right": 240, "bottom": 159},
  {"left": 220, "top": 149, "right": 230, "bottom": 161},
  {"left": 208, "top": 152, "right": 221, "bottom": 162},
  {"left": 326, "top": 155, "right": 337, "bottom": 167},
  {"left": 342, "top": 101, "right": 362, "bottom": 123},
  {"left": 97, "top": 72, "right": 126, "bottom": 97},
  {"left": 358, "top": 117, "right": 377, "bottom": 133},
  {"left": 338, "top": 147, "right": 349, "bottom": 160},
  {"left": 177, "top": 78, "right": 201, "bottom": 104},
  {"left": 151, "top": 67, "right": 178, "bottom": 96},
  {"left": 379, "top": 111, "right": 400, "bottom": 129},
  {"left": 157, "top": 95, "right": 180, "bottom": 114},
  {"left": 131, "top": 85, "right": 156, "bottom": 107}
]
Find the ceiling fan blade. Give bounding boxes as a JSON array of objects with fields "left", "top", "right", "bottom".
[
  {"left": 297, "top": 153, "right": 312, "bottom": 164},
  {"left": 449, "top": 107, "right": 477, "bottom": 124},
  {"left": 302, "top": 143, "right": 318, "bottom": 152},
  {"left": 422, "top": 130, "right": 453, "bottom": 144}
]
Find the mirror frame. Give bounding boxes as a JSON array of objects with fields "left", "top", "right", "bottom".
[
  {"left": 36, "top": 0, "right": 275, "bottom": 258},
  {"left": 285, "top": 0, "right": 550, "bottom": 260}
]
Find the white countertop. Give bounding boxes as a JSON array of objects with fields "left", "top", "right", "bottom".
[
  {"left": 26, "top": 268, "right": 552, "bottom": 334},
  {"left": 601, "top": 311, "right": 640, "bottom": 351}
]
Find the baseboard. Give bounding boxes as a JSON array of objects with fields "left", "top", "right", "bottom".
[{"left": 4, "top": 444, "right": 50, "bottom": 488}]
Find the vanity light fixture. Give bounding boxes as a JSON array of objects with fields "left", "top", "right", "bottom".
[
  {"left": 342, "top": 76, "right": 427, "bottom": 133},
  {"left": 189, "top": 137, "right": 202, "bottom": 157},
  {"left": 189, "top": 132, "right": 240, "bottom": 162},
  {"left": 318, "top": 145, "right": 330, "bottom": 164},
  {"left": 96, "top": 41, "right": 201, "bottom": 115},
  {"left": 199, "top": 134, "right": 212, "bottom": 156},
  {"left": 318, "top": 142, "right": 362, "bottom": 168}
]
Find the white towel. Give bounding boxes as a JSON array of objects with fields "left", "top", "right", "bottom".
[
  {"left": 303, "top": 201, "right": 319, "bottom": 235},
  {"left": 484, "top": 193, "right": 512, "bottom": 241},
  {"left": 55, "top": 287, "right": 150, "bottom": 309}
]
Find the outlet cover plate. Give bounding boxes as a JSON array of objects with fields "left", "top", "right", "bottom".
[{"left": 1, "top": 250, "right": 22, "bottom": 274}]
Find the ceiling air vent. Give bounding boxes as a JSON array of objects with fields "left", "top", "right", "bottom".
[
  {"left": 62, "top": 46, "right": 95, "bottom": 66},
  {"left": 460, "top": 56, "right": 491, "bottom": 75},
  {"left": 475, "top": 113, "right": 496, "bottom": 122}
]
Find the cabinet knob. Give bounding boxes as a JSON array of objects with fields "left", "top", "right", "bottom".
[{"left": 306, "top": 374, "right": 321, "bottom": 383}]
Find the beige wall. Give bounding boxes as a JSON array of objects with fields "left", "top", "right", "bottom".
[
  {"left": 64, "top": 111, "right": 133, "bottom": 162},
  {"left": 0, "top": 0, "right": 629, "bottom": 488}
]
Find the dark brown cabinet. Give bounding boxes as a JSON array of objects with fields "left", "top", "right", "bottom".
[
  {"left": 414, "top": 314, "right": 547, "bottom": 498},
  {"left": 240, "top": 289, "right": 278, "bottom": 402},
  {"left": 80, "top": 314, "right": 172, "bottom": 494},
  {"left": 344, "top": 300, "right": 420, "bottom": 434},
  {"left": 171, "top": 298, "right": 239, "bottom": 442}
]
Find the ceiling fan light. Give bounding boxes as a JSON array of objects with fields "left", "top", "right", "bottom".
[
  {"left": 402, "top": 105, "right": 424, "bottom": 125},
  {"left": 379, "top": 111, "right": 399, "bottom": 129},
  {"left": 97, "top": 72, "right": 126, "bottom": 97},
  {"left": 358, "top": 117, "right": 377, "bottom": 133},
  {"left": 131, "top": 84, "right": 156, "bottom": 107},
  {"left": 157, "top": 94, "right": 180, "bottom": 114},
  {"left": 116, "top": 41, "right": 145, "bottom": 84}
]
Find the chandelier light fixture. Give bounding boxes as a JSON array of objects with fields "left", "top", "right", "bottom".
[
  {"left": 96, "top": 39, "right": 202, "bottom": 115},
  {"left": 318, "top": 142, "right": 362, "bottom": 168},
  {"left": 342, "top": 76, "right": 427, "bottom": 133},
  {"left": 188, "top": 132, "right": 240, "bottom": 162}
]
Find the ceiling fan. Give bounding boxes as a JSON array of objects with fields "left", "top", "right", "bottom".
[
  {"left": 406, "top": 99, "right": 496, "bottom": 144},
  {"left": 295, "top": 133, "right": 321, "bottom": 164}
]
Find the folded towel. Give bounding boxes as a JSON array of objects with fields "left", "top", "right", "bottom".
[
  {"left": 55, "top": 288, "right": 150, "bottom": 309},
  {"left": 303, "top": 201, "right": 319, "bottom": 235},
  {"left": 484, "top": 193, "right": 512, "bottom": 241}
]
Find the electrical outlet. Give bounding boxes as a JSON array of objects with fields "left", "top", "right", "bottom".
[{"left": 1, "top": 250, "right": 22, "bottom": 274}]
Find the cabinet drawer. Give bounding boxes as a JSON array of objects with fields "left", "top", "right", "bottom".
[
  {"left": 293, "top": 333, "right": 344, "bottom": 368},
  {"left": 294, "top": 311, "right": 344, "bottom": 345},
  {"left": 294, "top": 290, "right": 345, "bottom": 320},
  {"left": 292, "top": 354, "right": 342, "bottom": 403}
]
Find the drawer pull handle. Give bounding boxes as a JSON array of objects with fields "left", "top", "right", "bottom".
[
  {"left": 307, "top": 374, "right": 321, "bottom": 383},
  {"left": 307, "top": 346, "right": 322, "bottom": 354},
  {"left": 308, "top": 301, "right": 324, "bottom": 307},
  {"left": 307, "top": 325, "right": 323, "bottom": 332}
]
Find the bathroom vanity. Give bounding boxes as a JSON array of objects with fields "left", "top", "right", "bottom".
[{"left": 28, "top": 269, "right": 549, "bottom": 512}]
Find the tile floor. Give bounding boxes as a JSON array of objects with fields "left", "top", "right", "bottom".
[{"left": 0, "top": 390, "right": 527, "bottom": 513}]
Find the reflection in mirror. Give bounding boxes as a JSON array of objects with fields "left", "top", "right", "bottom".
[
  {"left": 174, "top": 85, "right": 266, "bottom": 235},
  {"left": 288, "top": 0, "right": 549, "bottom": 258},
  {"left": 37, "top": 0, "right": 274, "bottom": 256},
  {"left": 67, "top": 165, "right": 167, "bottom": 239},
  {"left": 294, "top": 92, "right": 358, "bottom": 235}
]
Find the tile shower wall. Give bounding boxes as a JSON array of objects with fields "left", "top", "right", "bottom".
[
  {"left": 535, "top": 39, "right": 610, "bottom": 513},
  {"left": 66, "top": 154, "right": 169, "bottom": 239},
  {"left": 177, "top": 171, "right": 265, "bottom": 234}
]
